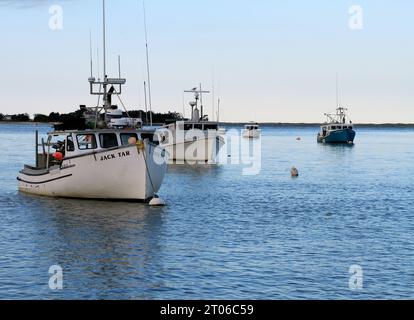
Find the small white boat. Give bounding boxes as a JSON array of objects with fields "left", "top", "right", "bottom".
[
  {"left": 157, "top": 86, "right": 225, "bottom": 163},
  {"left": 242, "top": 123, "right": 261, "bottom": 139}
]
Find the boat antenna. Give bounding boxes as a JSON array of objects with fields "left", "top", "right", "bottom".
[
  {"left": 143, "top": 0, "right": 153, "bottom": 126},
  {"left": 212, "top": 70, "right": 215, "bottom": 122},
  {"left": 199, "top": 83, "right": 204, "bottom": 119},
  {"left": 102, "top": 0, "right": 107, "bottom": 80},
  {"left": 89, "top": 29, "right": 93, "bottom": 78},
  {"left": 336, "top": 72, "right": 339, "bottom": 108},
  {"left": 144, "top": 81, "right": 149, "bottom": 124},
  {"left": 102, "top": 0, "right": 110, "bottom": 112},
  {"left": 96, "top": 47, "right": 100, "bottom": 80},
  {"left": 217, "top": 98, "right": 221, "bottom": 124},
  {"left": 118, "top": 55, "right": 122, "bottom": 78},
  {"left": 182, "top": 91, "right": 186, "bottom": 119}
]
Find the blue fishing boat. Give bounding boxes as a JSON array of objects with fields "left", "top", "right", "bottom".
[{"left": 317, "top": 107, "right": 356, "bottom": 144}]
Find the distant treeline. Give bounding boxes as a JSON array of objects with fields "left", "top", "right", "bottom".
[
  {"left": 0, "top": 113, "right": 31, "bottom": 122},
  {"left": 0, "top": 110, "right": 183, "bottom": 124}
]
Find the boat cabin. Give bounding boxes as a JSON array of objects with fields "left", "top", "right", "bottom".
[
  {"left": 34, "top": 129, "right": 155, "bottom": 170},
  {"left": 164, "top": 121, "right": 219, "bottom": 132},
  {"left": 321, "top": 124, "right": 354, "bottom": 133},
  {"left": 245, "top": 123, "right": 260, "bottom": 131}
]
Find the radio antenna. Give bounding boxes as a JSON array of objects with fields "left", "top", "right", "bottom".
[
  {"left": 118, "top": 55, "right": 121, "bottom": 78},
  {"left": 144, "top": 81, "right": 149, "bottom": 124},
  {"left": 89, "top": 29, "right": 93, "bottom": 78},
  {"left": 143, "top": 0, "right": 153, "bottom": 126}
]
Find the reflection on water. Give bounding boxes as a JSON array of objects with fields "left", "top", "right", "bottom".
[
  {"left": 1, "top": 124, "right": 414, "bottom": 299},
  {"left": 11, "top": 193, "right": 167, "bottom": 299}
]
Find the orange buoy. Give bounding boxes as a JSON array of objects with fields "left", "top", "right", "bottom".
[{"left": 53, "top": 152, "right": 63, "bottom": 161}]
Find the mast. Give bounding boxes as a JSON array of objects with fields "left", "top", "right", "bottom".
[
  {"left": 118, "top": 55, "right": 121, "bottom": 78},
  {"left": 336, "top": 72, "right": 339, "bottom": 109},
  {"left": 88, "top": 0, "right": 126, "bottom": 123},
  {"left": 217, "top": 99, "right": 220, "bottom": 124},
  {"left": 102, "top": 0, "right": 108, "bottom": 109},
  {"left": 144, "top": 81, "right": 149, "bottom": 124},
  {"left": 143, "top": 0, "right": 153, "bottom": 126},
  {"left": 199, "top": 83, "right": 203, "bottom": 120},
  {"left": 89, "top": 29, "right": 93, "bottom": 78}
]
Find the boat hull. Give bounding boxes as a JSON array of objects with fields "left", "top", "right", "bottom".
[
  {"left": 17, "top": 142, "right": 168, "bottom": 201},
  {"left": 163, "top": 135, "right": 224, "bottom": 163},
  {"left": 242, "top": 130, "right": 261, "bottom": 139},
  {"left": 317, "top": 129, "right": 356, "bottom": 144}
]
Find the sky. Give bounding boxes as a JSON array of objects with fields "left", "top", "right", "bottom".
[{"left": 0, "top": 0, "right": 413, "bottom": 123}]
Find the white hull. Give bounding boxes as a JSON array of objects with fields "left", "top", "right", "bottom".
[
  {"left": 242, "top": 129, "right": 261, "bottom": 139},
  {"left": 162, "top": 135, "right": 223, "bottom": 163},
  {"left": 18, "top": 142, "right": 167, "bottom": 201}
]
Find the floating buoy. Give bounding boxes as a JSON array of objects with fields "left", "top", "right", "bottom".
[
  {"left": 296, "top": 137, "right": 301, "bottom": 141},
  {"left": 291, "top": 167, "right": 299, "bottom": 177},
  {"left": 149, "top": 195, "right": 166, "bottom": 207}
]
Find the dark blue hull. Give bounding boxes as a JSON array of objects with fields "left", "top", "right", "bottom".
[{"left": 317, "top": 129, "right": 356, "bottom": 144}]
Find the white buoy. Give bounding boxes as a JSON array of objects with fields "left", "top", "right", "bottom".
[
  {"left": 291, "top": 167, "right": 299, "bottom": 177},
  {"left": 149, "top": 195, "right": 166, "bottom": 207}
]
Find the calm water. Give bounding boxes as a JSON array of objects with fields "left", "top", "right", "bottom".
[{"left": 0, "top": 123, "right": 413, "bottom": 300}]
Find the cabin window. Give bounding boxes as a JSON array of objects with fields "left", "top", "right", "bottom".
[
  {"left": 349, "top": 126, "right": 353, "bottom": 130},
  {"left": 184, "top": 124, "right": 193, "bottom": 131},
  {"left": 99, "top": 133, "right": 119, "bottom": 148},
  {"left": 141, "top": 133, "right": 156, "bottom": 143},
  {"left": 66, "top": 136, "right": 75, "bottom": 152},
  {"left": 120, "top": 133, "right": 138, "bottom": 145},
  {"left": 205, "top": 124, "right": 218, "bottom": 130},
  {"left": 77, "top": 134, "right": 97, "bottom": 150},
  {"left": 194, "top": 124, "right": 203, "bottom": 130}
]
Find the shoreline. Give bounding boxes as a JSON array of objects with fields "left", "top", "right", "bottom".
[{"left": 1, "top": 121, "right": 414, "bottom": 128}]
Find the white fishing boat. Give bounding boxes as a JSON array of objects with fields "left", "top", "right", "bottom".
[
  {"left": 157, "top": 86, "right": 225, "bottom": 163},
  {"left": 18, "top": 129, "right": 167, "bottom": 200},
  {"left": 17, "top": 0, "right": 168, "bottom": 201},
  {"left": 242, "top": 122, "right": 261, "bottom": 139}
]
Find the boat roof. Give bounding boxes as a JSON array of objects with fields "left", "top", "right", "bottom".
[{"left": 49, "top": 128, "right": 142, "bottom": 135}]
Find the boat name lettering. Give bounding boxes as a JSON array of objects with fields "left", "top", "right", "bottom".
[{"left": 100, "top": 151, "right": 131, "bottom": 161}]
